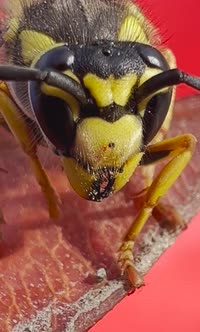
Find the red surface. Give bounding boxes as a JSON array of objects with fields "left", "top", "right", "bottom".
[
  {"left": 0, "top": 1, "right": 199, "bottom": 331},
  {"left": 91, "top": 214, "right": 200, "bottom": 332},
  {"left": 140, "top": 0, "right": 200, "bottom": 98},
  {"left": 91, "top": 1, "right": 200, "bottom": 331}
]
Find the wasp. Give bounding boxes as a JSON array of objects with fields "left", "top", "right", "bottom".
[{"left": 0, "top": 0, "right": 199, "bottom": 288}]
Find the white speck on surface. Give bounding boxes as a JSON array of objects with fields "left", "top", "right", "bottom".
[
  {"left": 12, "top": 280, "right": 124, "bottom": 332},
  {"left": 96, "top": 268, "right": 107, "bottom": 281}
]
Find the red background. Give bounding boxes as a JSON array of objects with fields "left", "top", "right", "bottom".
[{"left": 91, "top": 0, "right": 200, "bottom": 331}]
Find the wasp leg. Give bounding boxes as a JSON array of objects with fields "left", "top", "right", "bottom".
[
  {"left": 119, "top": 134, "right": 196, "bottom": 288},
  {"left": 140, "top": 139, "right": 187, "bottom": 229},
  {"left": 139, "top": 49, "right": 185, "bottom": 230},
  {"left": 0, "top": 82, "right": 60, "bottom": 218}
]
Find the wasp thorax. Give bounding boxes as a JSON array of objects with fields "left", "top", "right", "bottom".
[{"left": 72, "top": 114, "right": 143, "bottom": 170}]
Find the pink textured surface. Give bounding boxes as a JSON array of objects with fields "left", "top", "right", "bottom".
[
  {"left": 0, "top": 95, "right": 199, "bottom": 331},
  {"left": 91, "top": 213, "right": 200, "bottom": 332},
  {"left": 0, "top": 0, "right": 200, "bottom": 331}
]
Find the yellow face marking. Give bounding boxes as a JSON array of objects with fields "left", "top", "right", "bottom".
[
  {"left": 41, "top": 70, "right": 80, "bottom": 121},
  {"left": 19, "top": 30, "right": 56, "bottom": 65},
  {"left": 83, "top": 73, "right": 138, "bottom": 107},
  {"left": 111, "top": 74, "right": 138, "bottom": 106},
  {"left": 62, "top": 151, "right": 143, "bottom": 200},
  {"left": 114, "top": 152, "right": 143, "bottom": 193},
  {"left": 62, "top": 157, "right": 96, "bottom": 199},
  {"left": 83, "top": 74, "right": 112, "bottom": 107},
  {"left": 74, "top": 115, "right": 142, "bottom": 168}
]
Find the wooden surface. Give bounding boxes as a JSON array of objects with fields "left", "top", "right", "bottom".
[{"left": 0, "top": 95, "right": 199, "bottom": 332}]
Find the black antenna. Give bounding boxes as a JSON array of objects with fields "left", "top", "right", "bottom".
[
  {"left": 0, "top": 65, "right": 88, "bottom": 105},
  {"left": 136, "top": 68, "right": 200, "bottom": 103}
]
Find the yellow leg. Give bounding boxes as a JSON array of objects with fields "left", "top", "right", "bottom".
[
  {"left": 0, "top": 82, "right": 60, "bottom": 218},
  {"left": 119, "top": 133, "right": 196, "bottom": 288}
]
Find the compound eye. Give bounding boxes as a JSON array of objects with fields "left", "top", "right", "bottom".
[
  {"left": 142, "top": 89, "right": 172, "bottom": 146},
  {"left": 134, "top": 43, "right": 172, "bottom": 145},
  {"left": 34, "top": 45, "right": 75, "bottom": 71},
  {"left": 29, "top": 80, "right": 76, "bottom": 154},
  {"left": 29, "top": 46, "right": 77, "bottom": 154},
  {"left": 135, "top": 43, "right": 170, "bottom": 71}
]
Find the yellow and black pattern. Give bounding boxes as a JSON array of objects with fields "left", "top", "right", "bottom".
[
  {"left": 4, "top": 0, "right": 158, "bottom": 64},
  {"left": 2, "top": 0, "right": 159, "bottom": 118},
  {"left": 0, "top": 0, "right": 199, "bottom": 288}
]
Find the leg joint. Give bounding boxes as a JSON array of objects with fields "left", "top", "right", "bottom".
[{"left": 181, "top": 133, "right": 197, "bottom": 152}]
